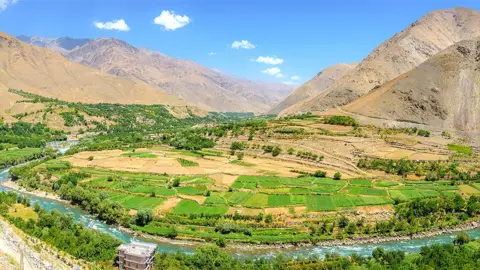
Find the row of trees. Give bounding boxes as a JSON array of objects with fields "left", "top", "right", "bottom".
[
  {"left": 357, "top": 158, "right": 480, "bottom": 180},
  {"left": 0, "top": 191, "right": 121, "bottom": 262},
  {"left": 154, "top": 236, "right": 480, "bottom": 270}
]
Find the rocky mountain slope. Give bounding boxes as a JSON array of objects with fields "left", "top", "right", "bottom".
[
  {"left": 268, "top": 63, "right": 356, "bottom": 114},
  {"left": 0, "top": 32, "right": 187, "bottom": 112},
  {"left": 20, "top": 36, "right": 294, "bottom": 112},
  {"left": 343, "top": 38, "right": 480, "bottom": 132},
  {"left": 282, "top": 7, "right": 480, "bottom": 115}
]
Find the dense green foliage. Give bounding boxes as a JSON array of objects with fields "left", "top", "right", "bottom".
[
  {"left": 324, "top": 116, "right": 359, "bottom": 127},
  {"left": 0, "top": 192, "right": 121, "bottom": 262},
  {"left": 0, "top": 148, "right": 44, "bottom": 168},
  {"left": 0, "top": 121, "right": 66, "bottom": 148},
  {"left": 154, "top": 240, "right": 480, "bottom": 270},
  {"left": 357, "top": 158, "right": 480, "bottom": 180}
]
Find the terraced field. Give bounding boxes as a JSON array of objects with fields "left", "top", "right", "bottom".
[{"left": 74, "top": 167, "right": 472, "bottom": 215}]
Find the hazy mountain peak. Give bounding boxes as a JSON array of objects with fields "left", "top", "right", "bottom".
[{"left": 20, "top": 34, "right": 293, "bottom": 112}]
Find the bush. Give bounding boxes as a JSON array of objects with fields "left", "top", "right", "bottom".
[
  {"left": 272, "top": 146, "right": 282, "bottom": 157},
  {"left": 417, "top": 129, "right": 431, "bottom": 137},
  {"left": 88, "top": 156, "right": 94, "bottom": 161},
  {"left": 333, "top": 172, "right": 342, "bottom": 180},
  {"left": 236, "top": 152, "right": 244, "bottom": 160},
  {"left": 313, "top": 170, "right": 327, "bottom": 178},
  {"left": 325, "top": 116, "right": 358, "bottom": 127}
]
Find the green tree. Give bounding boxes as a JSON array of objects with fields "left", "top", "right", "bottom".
[
  {"left": 313, "top": 170, "right": 327, "bottom": 178},
  {"left": 338, "top": 216, "right": 349, "bottom": 228},
  {"left": 135, "top": 209, "right": 153, "bottom": 226},
  {"left": 346, "top": 222, "right": 357, "bottom": 234},
  {"left": 272, "top": 146, "right": 282, "bottom": 157},
  {"left": 333, "top": 172, "right": 342, "bottom": 180},
  {"left": 454, "top": 232, "right": 470, "bottom": 246}
]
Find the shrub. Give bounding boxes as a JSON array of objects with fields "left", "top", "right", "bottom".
[
  {"left": 417, "top": 129, "right": 431, "bottom": 137},
  {"left": 313, "top": 170, "right": 327, "bottom": 178},
  {"left": 333, "top": 172, "right": 342, "bottom": 180},
  {"left": 272, "top": 146, "right": 282, "bottom": 157}
]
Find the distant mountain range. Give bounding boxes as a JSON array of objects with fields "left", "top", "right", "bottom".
[{"left": 18, "top": 35, "right": 294, "bottom": 113}]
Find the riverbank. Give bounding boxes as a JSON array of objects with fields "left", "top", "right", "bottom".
[
  {"left": 2, "top": 179, "right": 478, "bottom": 252},
  {"left": 126, "top": 220, "right": 480, "bottom": 253},
  {"left": 0, "top": 180, "right": 67, "bottom": 203}
]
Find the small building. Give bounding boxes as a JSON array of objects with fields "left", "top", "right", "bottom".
[{"left": 118, "top": 242, "right": 157, "bottom": 270}]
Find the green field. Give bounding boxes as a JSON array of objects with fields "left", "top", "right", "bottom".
[
  {"left": 448, "top": 144, "right": 473, "bottom": 155},
  {"left": 176, "top": 158, "right": 199, "bottom": 167},
  {"left": 105, "top": 192, "right": 165, "bottom": 210},
  {"left": 171, "top": 200, "right": 229, "bottom": 215},
  {"left": 346, "top": 186, "right": 388, "bottom": 196},
  {"left": 349, "top": 179, "right": 372, "bottom": 186},
  {"left": 0, "top": 147, "right": 43, "bottom": 167},
  {"left": 121, "top": 151, "right": 157, "bottom": 158},
  {"left": 375, "top": 180, "right": 400, "bottom": 187},
  {"left": 76, "top": 167, "right": 469, "bottom": 214},
  {"left": 229, "top": 160, "right": 256, "bottom": 167}
]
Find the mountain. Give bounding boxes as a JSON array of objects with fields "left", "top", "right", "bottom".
[
  {"left": 0, "top": 32, "right": 188, "bottom": 113},
  {"left": 343, "top": 38, "right": 480, "bottom": 132},
  {"left": 281, "top": 7, "right": 480, "bottom": 115},
  {"left": 20, "top": 36, "right": 294, "bottom": 113},
  {"left": 17, "top": 35, "right": 91, "bottom": 55},
  {"left": 268, "top": 63, "right": 357, "bottom": 114}
]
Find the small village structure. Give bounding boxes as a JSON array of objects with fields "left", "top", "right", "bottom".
[{"left": 118, "top": 242, "right": 158, "bottom": 270}]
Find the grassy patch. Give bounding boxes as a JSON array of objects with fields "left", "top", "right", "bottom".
[
  {"left": 204, "top": 195, "right": 227, "bottom": 205},
  {"left": 229, "top": 160, "right": 256, "bottom": 167},
  {"left": 268, "top": 195, "right": 305, "bottom": 207},
  {"left": 375, "top": 180, "right": 399, "bottom": 187},
  {"left": 170, "top": 200, "right": 229, "bottom": 215},
  {"left": 349, "top": 179, "right": 373, "bottom": 187},
  {"left": 243, "top": 194, "right": 269, "bottom": 208},
  {"left": 170, "top": 200, "right": 201, "bottom": 215},
  {"left": 176, "top": 186, "right": 207, "bottom": 195},
  {"left": 8, "top": 204, "right": 38, "bottom": 221},
  {"left": 224, "top": 192, "right": 252, "bottom": 205},
  {"left": 448, "top": 144, "right": 472, "bottom": 155},
  {"left": 0, "top": 148, "right": 43, "bottom": 167},
  {"left": 346, "top": 186, "right": 388, "bottom": 196},
  {"left": 121, "top": 151, "right": 157, "bottom": 158},
  {"left": 176, "top": 158, "right": 199, "bottom": 167},
  {"left": 306, "top": 196, "right": 335, "bottom": 211},
  {"left": 459, "top": 185, "right": 480, "bottom": 195},
  {"left": 104, "top": 192, "right": 165, "bottom": 210}
]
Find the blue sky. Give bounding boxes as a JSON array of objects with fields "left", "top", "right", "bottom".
[{"left": 1, "top": 0, "right": 479, "bottom": 85}]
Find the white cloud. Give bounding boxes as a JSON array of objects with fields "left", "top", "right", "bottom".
[
  {"left": 0, "top": 0, "right": 19, "bottom": 11},
  {"left": 290, "top": 76, "right": 301, "bottom": 80},
  {"left": 154, "top": 10, "right": 191, "bottom": 31},
  {"left": 282, "top": 81, "right": 297, "bottom": 85},
  {"left": 262, "top": 67, "right": 281, "bottom": 76},
  {"left": 208, "top": 52, "right": 216, "bottom": 56},
  {"left": 94, "top": 19, "right": 130, "bottom": 31},
  {"left": 232, "top": 40, "right": 256, "bottom": 49},
  {"left": 276, "top": 73, "right": 286, "bottom": 78},
  {"left": 255, "top": 56, "right": 284, "bottom": 65}
]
